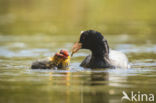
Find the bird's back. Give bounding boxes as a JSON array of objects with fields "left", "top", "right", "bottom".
[
  {"left": 109, "top": 50, "right": 130, "bottom": 69},
  {"left": 80, "top": 50, "right": 130, "bottom": 69}
]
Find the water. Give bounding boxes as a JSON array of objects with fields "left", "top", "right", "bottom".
[
  {"left": 0, "top": 34, "right": 156, "bottom": 103},
  {"left": 0, "top": 0, "right": 156, "bottom": 103}
]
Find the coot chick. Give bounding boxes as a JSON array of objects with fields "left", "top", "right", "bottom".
[
  {"left": 31, "top": 50, "right": 70, "bottom": 69},
  {"left": 71, "top": 30, "right": 129, "bottom": 69}
]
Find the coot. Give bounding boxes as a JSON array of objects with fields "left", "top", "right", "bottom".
[
  {"left": 31, "top": 50, "right": 70, "bottom": 69},
  {"left": 71, "top": 30, "right": 129, "bottom": 69}
]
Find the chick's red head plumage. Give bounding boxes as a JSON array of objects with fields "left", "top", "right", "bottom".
[
  {"left": 60, "top": 50, "right": 69, "bottom": 58},
  {"left": 55, "top": 53, "right": 64, "bottom": 57},
  {"left": 54, "top": 50, "right": 69, "bottom": 59}
]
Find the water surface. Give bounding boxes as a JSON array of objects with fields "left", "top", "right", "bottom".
[{"left": 0, "top": 34, "right": 156, "bottom": 103}]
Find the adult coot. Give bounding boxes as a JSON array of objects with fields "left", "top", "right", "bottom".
[{"left": 71, "top": 30, "right": 129, "bottom": 69}]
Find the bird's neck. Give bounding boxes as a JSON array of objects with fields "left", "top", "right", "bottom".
[
  {"left": 89, "top": 43, "right": 111, "bottom": 68},
  {"left": 91, "top": 46, "right": 109, "bottom": 61},
  {"left": 91, "top": 40, "right": 109, "bottom": 59}
]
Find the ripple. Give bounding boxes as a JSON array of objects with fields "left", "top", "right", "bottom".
[
  {"left": 0, "top": 47, "right": 50, "bottom": 57},
  {"left": 116, "top": 44, "right": 156, "bottom": 53}
]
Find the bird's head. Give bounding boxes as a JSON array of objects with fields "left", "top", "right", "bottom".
[
  {"left": 52, "top": 50, "right": 70, "bottom": 68},
  {"left": 71, "top": 30, "right": 108, "bottom": 56},
  {"left": 54, "top": 50, "right": 69, "bottom": 60}
]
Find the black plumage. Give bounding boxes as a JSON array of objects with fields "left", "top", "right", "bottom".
[
  {"left": 72, "top": 30, "right": 114, "bottom": 68},
  {"left": 72, "top": 30, "right": 130, "bottom": 68}
]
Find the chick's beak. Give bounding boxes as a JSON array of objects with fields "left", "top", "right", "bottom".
[{"left": 71, "top": 42, "right": 82, "bottom": 56}]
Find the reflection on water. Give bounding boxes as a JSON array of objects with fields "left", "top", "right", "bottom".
[
  {"left": 0, "top": 34, "right": 156, "bottom": 103},
  {"left": 0, "top": 0, "right": 156, "bottom": 102}
]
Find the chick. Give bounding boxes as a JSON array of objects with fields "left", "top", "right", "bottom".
[{"left": 31, "top": 50, "right": 70, "bottom": 69}]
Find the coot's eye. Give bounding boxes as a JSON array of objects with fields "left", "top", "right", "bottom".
[
  {"left": 82, "top": 36, "right": 85, "bottom": 40},
  {"left": 80, "top": 36, "right": 86, "bottom": 42}
]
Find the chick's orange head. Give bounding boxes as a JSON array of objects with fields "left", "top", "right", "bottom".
[
  {"left": 55, "top": 53, "right": 63, "bottom": 57},
  {"left": 54, "top": 50, "right": 69, "bottom": 59},
  {"left": 60, "top": 50, "right": 69, "bottom": 58}
]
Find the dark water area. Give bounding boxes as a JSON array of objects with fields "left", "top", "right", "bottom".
[{"left": 0, "top": 0, "right": 156, "bottom": 103}]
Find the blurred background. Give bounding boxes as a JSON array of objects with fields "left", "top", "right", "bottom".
[
  {"left": 0, "top": 0, "right": 156, "bottom": 103},
  {"left": 0, "top": 0, "right": 156, "bottom": 35}
]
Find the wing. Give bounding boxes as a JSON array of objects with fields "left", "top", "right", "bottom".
[
  {"left": 109, "top": 50, "right": 129, "bottom": 68},
  {"left": 31, "top": 59, "right": 51, "bottom": 69},
  {"left": 80, "top": 55, "right": 91, "bottom": 67}
]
